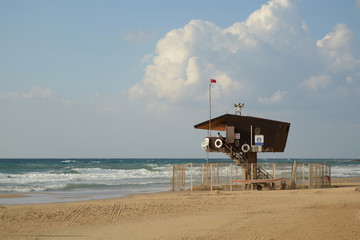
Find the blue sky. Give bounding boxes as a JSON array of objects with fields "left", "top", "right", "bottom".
[{"left": 1, "top": 0, "right": 360, "bottom": 158}]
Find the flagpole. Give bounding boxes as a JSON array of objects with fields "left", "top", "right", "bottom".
[
  {"left": 207, "top": 79, "right": 216, "bottom": 164},
  {"left": 209, "top": 83, "right": 211, "bottom": 137},
  {"left": 207, "top": 81, "right": 212, "bottom": 164}
]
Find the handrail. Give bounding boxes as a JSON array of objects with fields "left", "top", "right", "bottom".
[
  {"left": 220, "top": 138, "right": 272, "bottom": 179},
  {"left": 257, "top": 164, "right": 273, "bottom": 179}
]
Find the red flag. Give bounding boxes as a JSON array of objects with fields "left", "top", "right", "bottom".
[{"left": 210, "top": 79, "right": 216, "bottom": 83}]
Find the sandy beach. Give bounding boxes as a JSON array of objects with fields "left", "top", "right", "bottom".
[{"left": 1, "top": 178, "right": 360, "bottom": 240}]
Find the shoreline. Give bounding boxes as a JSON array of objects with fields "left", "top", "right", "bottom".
[
  {"left": 1, "top": 177, "right": 359, "bottom": 206},
  {"left": 0, "top": 188, "right": 168, "bottom": 206},
  {"left": 1, "top": 178, "right": 360, "bottom": 239}
]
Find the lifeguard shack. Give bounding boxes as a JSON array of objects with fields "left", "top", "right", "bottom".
[{"left": 194, "top": 107, "right": 290, "bottom": 181}]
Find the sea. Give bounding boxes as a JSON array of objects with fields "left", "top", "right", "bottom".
[{"left": 0, "top": 158, "right": 359, "bottom": 205}]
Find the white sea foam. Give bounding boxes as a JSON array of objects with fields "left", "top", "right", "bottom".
[
  {"left": 331, "top": 165, "right": 360, "bottom": 178},
  {"left": 61, "top": 159, "right": 77, "bottom": 163},
  {"left": 0, "top": 167, "right": 171, "bottom": 193},
  {"left": 1, "top": 160, "right": 359, "bottom": 194}
]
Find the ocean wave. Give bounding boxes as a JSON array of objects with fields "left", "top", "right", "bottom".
[
  {"left": 0, "top": 178, "right": 171, "bottom": 193},
  {"left": 62, "top": 170, "right": 80, "bottom": 174},
  {"left": 0, "top": 168, "right": 170, "bottom": 183},
  {"left": 0, "top": 167, "right": 171, "bottom": 193},
  {"left": 1, "top": 159, "right": 359, "bottom": 194},
  {"left": 331, "top": 165, "right": 360, "bottom": 178},
  {"left": 61, "top": 160, "right": 77, "bottom": 163},
  {"left": 59, "top": 182, "right": 169, "bottom": 191}
]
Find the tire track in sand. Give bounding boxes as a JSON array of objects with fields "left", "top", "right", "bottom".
[
  {"left": 55, "top": 205, "right": 90, "bottom": 235},
  {"left": 109, "top": 202, "right": 124, "bottom": 224}
]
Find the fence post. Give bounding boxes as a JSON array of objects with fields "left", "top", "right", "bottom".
[
  {"left": 182, "top": 165, "right": 184, "bottom": 190},
  {"left": 292, "top": 161, "right": 297, "bottom": 189},
  {"left": 302, "top": 164, "right": 305, "bottom": 189},
  {"left": 190, "top": 163, "right": 193, "bottom": 191},
  {"left": 210, "top": 163, "right": 213, "bottom": 191},
  {"left": 308, "top": 163, "right": 311, "bottom": 190},
  {"left": 321, "top": 164, "right": 323, "bottom": 187},
  {"left": 273, "top": 163, "right": 276, "bottom": 179},
  {"left": 235, "top": 164, "right": 238, "bottom": 180},
  {"left": 250, "top": 163, "right": 254, "bottom": 191},
  {"left": 172, "top": 165, "right": 175, "bottom": 191},
  {"left": 201, "top": 163, "right": 204, "bottom": 185},
  {"left": 230, "top": 163, "right": 233, "bottom": 191},
  {"left": 329, "top": 162, "right": 331, "bottom": 186},
  {"left": 217, "top": 162, "right": 219, "bottom": 185}
]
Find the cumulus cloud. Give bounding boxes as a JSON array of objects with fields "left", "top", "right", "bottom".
[
  {"left": 259, "top": 90, "right": 287, "bottom": 104},
  {"left": 317, "top": 24, "right": 360, "bottom": 71},
  {"left": 225, "top": 0, "right": 307, "bottom": 51},
  {"left": 316, "top": 24, "right": 354, "bottom": 54},
  {"left": 129, "top": 19, "right": 244, "bottom": 110},
  {"left": 129, "top": 0, "right": 312, "bottom": 111},
  {"left": 298, "top": 75, "right": 331, "bottom": 91},
  {"left": 129, "top": 0, "right": 360, "bottom": 112},
  {"left": 0, "top": 86, "right": 54, "bottom": 100}
]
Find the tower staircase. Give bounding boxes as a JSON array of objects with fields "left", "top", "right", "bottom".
[{"left": 221, "top": 139, "right": 272, "bottom": 180}]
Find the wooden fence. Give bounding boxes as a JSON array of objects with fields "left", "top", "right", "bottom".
[{"left": 170, "top": 162, "right": 331, "bottom": 191}]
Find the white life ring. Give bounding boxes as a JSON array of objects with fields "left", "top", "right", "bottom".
[
  {"left": 241, "top": 144, "right": 250, "bottom": 153},
  {"left": 214, "top": 139, "right": 223, "bottom": 148}
]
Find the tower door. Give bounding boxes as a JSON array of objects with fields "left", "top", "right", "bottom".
[{"left": 226, "top": 126, "right": 235, "bottom": 143}]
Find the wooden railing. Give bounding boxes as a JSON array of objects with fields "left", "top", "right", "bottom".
[{"left": 221, "top": 139, "right": 272, "bottom": 179}]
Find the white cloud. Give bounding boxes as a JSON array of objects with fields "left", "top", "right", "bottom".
[
  {"left": 301, "top": 20, "right": 309, "bottom": 32},
  {"left": 129, "top": 0, "right": 312, "bottom": 111},
  {"left": 259, "top": 90, "right": 287, "bottom": 104},
  {"left": 120, "top": 30, "right": 156, "bottom": 43},
  {"left": 225, "top": 0, "right": 308, "bottom": 51},
  {"left": 61, "top": 98, "right": 74, "bottom": 105},
  {"left": 335, "top": 86, "right": 349, "bottom": 95},
  {"left": 140, "top": 54, "right": 153, "bottom": 66},
  {"left": 316, "top": 24, "right": 354, "bottom": 54},
  {"left": 129, "top": 19, "right": 243, "bottom": 107},
  {"left": 317, "top": 24, "right": 360, "bottom": 71},
  {"left": 28, "top": 86, "right": 53, "bottom": 99},
  {"left": 0, "top": 86, "right": 54, "bottom": 100},
  {"left": 346, "top": 76, "right": 353, "bottom": 83},
  {"left": 0, "top": 86, "right": 77, "bottom": 107},
  {"left": 298, "top": 75, "right": 331, "bottom": 91},
  {"left": 357, "top": 0, "right": 360, "bottom": 8}
]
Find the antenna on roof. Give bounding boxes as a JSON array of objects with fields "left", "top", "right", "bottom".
[{"left": 234, "top": 103, "right": 244, "bottom": 116}]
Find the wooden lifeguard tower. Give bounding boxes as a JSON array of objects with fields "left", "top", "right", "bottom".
[{"left": 194, "top": 108, "right": 290, "bottom": 181}]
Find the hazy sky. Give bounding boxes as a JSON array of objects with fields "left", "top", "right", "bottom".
[{"left": 1, "top": 0, "right": 360, "bottom": 159}]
